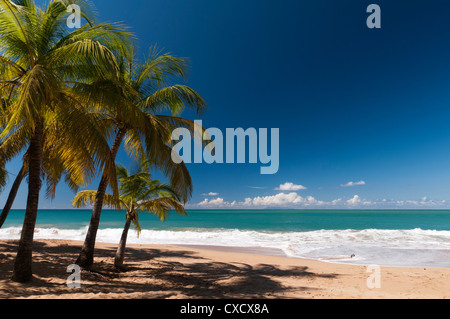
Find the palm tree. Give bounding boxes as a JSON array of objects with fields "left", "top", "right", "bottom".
[
  {"left": 0, "top": 160, "right": 25, "bottom": 228},
  {"left": 0, "top": 118, "right": 101, "bottom": 229},
  {"left": 0, "top": 0, "right": 132, "bottom": 282},
  {"left": 73, "top": 163, "right": 186, "bottom": 270},
  {"left": 74, "top": 47, "right": 207, "bottom": 269}
]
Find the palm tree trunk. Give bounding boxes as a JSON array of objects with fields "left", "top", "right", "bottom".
[
  {"left": 0, "top": 163, "right": 26, "bottom": 229},
  {"left": 76, "top": 129, "right": 127, "bottom": 269},
  {"left": 114, "top": 213, "right": 132, "bottom": 270},
  {"left": 12, "top": 121, "right": 43, "bottom": 283}
]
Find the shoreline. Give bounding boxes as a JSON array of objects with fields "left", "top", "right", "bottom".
[
  {"left": 174, "top": 244, "right": 450, "bottom": 269},
  {"left": 174, "top": 244, "right": 289, "bottom": 257},
  {"left": 0, "top": 239, "right": 449, "bottom": 299},
  {"left": 3, "top": 224, "right": 450, "bottom": 269}
]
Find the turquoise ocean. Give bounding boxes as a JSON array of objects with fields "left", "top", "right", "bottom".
[{"left": 1, "top": 209, "right": 450, "bottom": 268}]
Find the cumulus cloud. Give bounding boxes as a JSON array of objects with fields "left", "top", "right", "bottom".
[
  {"left": 197, "top": 192, "right": 323, "bottom": 208},
  {"left": 192, "top": 186, "right": 449, "bottom": 209},
  {"left": 275, "top": 182, "right": 307, "bottom": 191},
  {"left": 331, "top": 198, "right": 343, "bottom": 206},
  {"left": 246, "top": 192, "right": 309, "bottom": 207},
  {"left": 341, "top": 181, "right": 366, "bottom": 188},
  {"left": 394, "top": 197, "right": 447, "bottom": 208},
  {"left": 198, "top": 197, "right": 236, "bottom": 207},
  {"left": 347, "top": 195, "right": 361, "bottom": 205}
]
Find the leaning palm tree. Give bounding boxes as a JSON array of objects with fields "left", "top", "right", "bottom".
[
  {"left": 73, "top": 46, "right": 207, "bottom": 269},
  {"left": 73, "top": 163, "right": 186, "bottom": 270},
  {"left": 0, "top": 157, "right": 25, "bottom": 229},
  {"left": 0, "top": 0, "right": 132, "bottom": 282}
]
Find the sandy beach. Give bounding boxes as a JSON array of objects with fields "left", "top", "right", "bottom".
[{"left": 0, "top": 239, "right": 448, "bottom": 299}]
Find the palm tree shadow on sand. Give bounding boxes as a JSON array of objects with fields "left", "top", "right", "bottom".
[{"left": 0, "top": 241, "right": 338, "bottom": 299}]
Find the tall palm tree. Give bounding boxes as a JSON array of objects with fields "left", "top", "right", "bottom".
[
  {"left": 73, "top": 163, "right": 186, "bottom": 270},
  {"left": 0, "top": 0, "right": 132, "bottom": 282},
  {"left": 74, "top": 47, "right": 207, "bottom": 269}
]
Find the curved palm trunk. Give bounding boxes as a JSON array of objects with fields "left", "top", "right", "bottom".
[
  {"left": 76, "top": 129, "right": 126, "bottom": 269},
  {"left": 12, "top": 122, "right": 43, "bottom": 283},
  {"left": 0, "top": 163, "right": 26, "bottom": 229},
  {"left": 114, "top": 213, "right": 132, "bottom": 270}
]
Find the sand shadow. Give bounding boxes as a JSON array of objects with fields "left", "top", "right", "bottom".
[
  {"left": 0, "top": 240, "right": 338, "bottom": 299},
  {"left": 142, "top": 260, "right": 337, "bottom": 299}
]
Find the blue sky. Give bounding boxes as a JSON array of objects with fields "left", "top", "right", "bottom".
[{"left": 3, "top": 0, "right": 450, "bottom": 209}]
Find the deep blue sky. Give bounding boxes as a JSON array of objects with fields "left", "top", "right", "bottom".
[{"left": 3, "top": 0, "right": 450, "bottom": 209}]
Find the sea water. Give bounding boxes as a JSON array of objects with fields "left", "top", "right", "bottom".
[{"left": 1, "top": 209, "right": 449, "bottom": 268}]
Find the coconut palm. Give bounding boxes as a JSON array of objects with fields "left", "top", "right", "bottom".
[
  {"left": 73, "top": 163, "right": 186, "bottom": 270},
  {"left": 0, "top": 0, "right": 132, "bottom": 282},
  {"left": 0, "top": 159, "right": 25, "bottom": 229},
  {"left": 0, "top": 118, "right": 102, "bottom": 229},
  {"left": 73, "top": 46, "right": 207, "bottom": 269},
  {"left": 0, "top": 102, "right": 105, "bottom": 230}
]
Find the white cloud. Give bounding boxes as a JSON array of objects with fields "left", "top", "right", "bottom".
[
  {"left": 250, "top": 192, "right": 305, "bottom": 206},
  {"left": 347, "top": 195, "right": 376, "bottom": 206},
  {"left": 275, "top": 182, "right": 307, "bottom": 191},
  {"left": 196, "top": 193, "right": 323, "bottom": 208},
  {"left": 347, "top": 195, "right": 361, "bottom": 205},
  {"left": 240, "top": 193, "right": 323, "bottom": 208},
  {"left": 198, "top": 197, "right": 236, "bottom": 207},
  {"left": 201, "top": 192, "right": 219, "bottom": 196},
  {"left": 341, "top": 181, "right": 366, "bottom": 188},
  {"left": 192, "top": 191, "right": 450, "bottom": 209}
]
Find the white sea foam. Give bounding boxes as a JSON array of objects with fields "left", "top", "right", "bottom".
[{"left": 1, "top": 227, "right": 449, "bottom": 267}]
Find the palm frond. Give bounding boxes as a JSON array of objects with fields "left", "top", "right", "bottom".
[
  {"left": 138, "top": 84, "right": 207, "bottom": 116},
  {"left": 72, "top": 190, "right": 125, "bottom": 210},
  {"left": 138, "top": 197, "right": 186, "bottom": 222}
]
